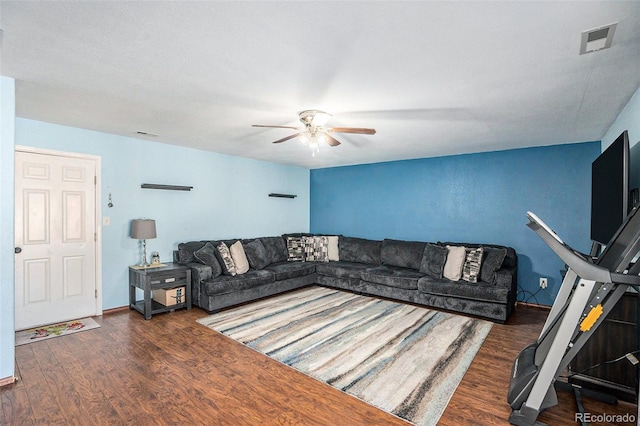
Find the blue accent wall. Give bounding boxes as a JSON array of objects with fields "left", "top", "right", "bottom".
[
  {"left": 16, "top": 118, "right": 310, "bottom": 310},
  {"left": 311, "top": 142, "right": 601, "bottom": 306}
]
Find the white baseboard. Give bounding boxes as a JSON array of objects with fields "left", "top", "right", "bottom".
[{"left": 0, "top": 375, "right": 16, "bottom": 387}]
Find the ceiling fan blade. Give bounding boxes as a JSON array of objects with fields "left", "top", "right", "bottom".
[
  {"left": 272, "top": 133, "right": 302, "bottom": 144},
  {"left": 252, "top": 124, "right": 302, "bottom": 130},
  {"left": 328, "top": 127, "right": 376, "bottom": 135},
  {"left": 325, "top": 134, "right": 341, "bottom": 147}
]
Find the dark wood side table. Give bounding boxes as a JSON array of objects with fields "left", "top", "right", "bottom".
[{"left": 129, "top": 262, "right": 192, "bottom": 320}]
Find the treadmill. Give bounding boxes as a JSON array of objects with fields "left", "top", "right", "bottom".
[{"left": 507, "top": 207, "right": 640, "bottom": 426}]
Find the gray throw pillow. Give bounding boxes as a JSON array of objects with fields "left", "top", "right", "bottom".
[
  {"left": 260, "top": 237, "right": 288, "bottom": 264},
  {"left": 419, "top": 243, "right": 448, "bottom": 279},
  {"left": 243, "top": 239, "right": 270, "bottom": 270},
  {"left": 193, "top": 242, "right": 223, "bottom": 278},
  {"left": 339, "top": 237, "right": 382, "bottom": 265},
  {"left": 462, "top": 247, "right": 483, "bottom": 283},
  {"left": 381, "top": 239, "right": 427, "bottom": 270},
  {"left": 480, "top": 247, "right": 507, "bottom": 284}
]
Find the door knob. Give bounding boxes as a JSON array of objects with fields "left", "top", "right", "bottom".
[{"left": 15, "top": 247, "right": 22, "bottom": 254}]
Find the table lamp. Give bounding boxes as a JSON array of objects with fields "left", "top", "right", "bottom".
[{"left": 131, "top": 219, "right": 157, "bottom": 267}]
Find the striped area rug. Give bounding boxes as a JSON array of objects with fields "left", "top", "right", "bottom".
[{"left": 197, "top": 286, "right": 492, "bottom": 425}]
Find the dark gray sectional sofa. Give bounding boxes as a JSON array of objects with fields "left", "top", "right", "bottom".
[{"left": 174, "top": 235, "right": 518, "bottom": 323}]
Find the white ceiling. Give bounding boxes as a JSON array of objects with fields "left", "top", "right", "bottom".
[{"left": 1, "top": 1, "right": 639, "bottom": 169}]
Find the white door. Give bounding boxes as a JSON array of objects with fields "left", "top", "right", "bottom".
[{"left": 15, "top": 150, "right": 99, "bottom": 330}]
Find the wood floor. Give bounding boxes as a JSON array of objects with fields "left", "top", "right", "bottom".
[{"left": 2, "top": 295, "right": 637, "bottom": 425}]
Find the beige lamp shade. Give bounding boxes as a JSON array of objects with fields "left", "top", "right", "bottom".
[{"left": 131, "top": 219, "right": 157, "bottom": 239}]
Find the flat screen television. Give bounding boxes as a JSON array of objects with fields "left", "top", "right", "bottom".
[
  {"left": 591, "top": 130, "right": 630, "bottom": 245},
  {"left": 630, "top": 140, "right": 640, "bottom": 209}
]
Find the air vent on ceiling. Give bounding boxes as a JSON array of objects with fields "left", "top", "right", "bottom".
[
  {"left": 136, "top": 131, "right": 158, "bottom": 137},
  {"left": 580, "top": 22, "right": 617, "bottom": 55}
]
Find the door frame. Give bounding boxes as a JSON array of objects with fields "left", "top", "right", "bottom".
[{"left": 15, "top": 145, "right": 103, "bottom": 319}]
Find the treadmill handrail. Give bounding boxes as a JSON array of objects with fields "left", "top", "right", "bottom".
[{"left": 526, "top": 212, "right": 612, "bottom": 284}]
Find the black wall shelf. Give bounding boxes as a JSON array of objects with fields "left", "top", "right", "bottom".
[
  {"left": 269, "top": 193, "right": 296, "bottom": 199},
  {"left": 141, "top": 184, "right": 193, "bottom": 191}
]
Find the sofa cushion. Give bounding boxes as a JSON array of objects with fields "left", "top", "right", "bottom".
[
  {"left": 339, "top": 236, "right": 382, "bottom": 265},
  {"left": 304, "top": 236, "right": 329, "bottom": 262},
  {"left": 443, "top": 245, "right": 466, "bottom": 281},
  {"left": 462, "top": 247, "right": 483, "bottom": 283},
  {"left": 202, "top": 270, "right": 275, "bottom": 296},
  {"left": 480, "top": 247, "right": 507, "bottom": 285},
  {"left": 260, "top": 236, "right": 288, "bottom": 264},
  {"left": 419, "top": 243, "right": 447, "bottom": 279},
  {"left": 418, "top": 276, "right": 510, "bottom": 304},
  {"left": 216, "top": 242, "right": 237, "bottom": 276},
  {"left": 193, "top": 242, "right": 223, "bottom": 278},
  {"left": 243, "top": 239, "right": 271, "bottom": 270},
  {"left": 265, "top": 261, "right": 316, "bottom": 281},
  {"left": 316, "top": 261, "right": 371, "bottom": 279},
  {"left": 381, "top": 239, "right": 426, "bottom": 270},
  {"left": 230, "top": 241, "right": 250, "bottom": 275},
  {"left": 177, "top": 241, "right": 205, "bottom": 264},
  {"left": 361, "top": 265, "right": 425, "bottom": 290}
]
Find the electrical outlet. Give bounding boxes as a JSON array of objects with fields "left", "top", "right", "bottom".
[{"left": 539, "top": 277, "right": 548, "bottom": 289}]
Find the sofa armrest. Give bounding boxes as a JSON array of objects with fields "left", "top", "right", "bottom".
[
  {"left": 495, "top": 267, "right": 517, "bottom": 291},
  {"left": 186, "top": 262, "right": 212, "bottom": 306}
]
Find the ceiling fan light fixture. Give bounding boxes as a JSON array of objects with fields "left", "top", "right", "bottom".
[
  {"left": 317, "top": 132, "right": 328, "bottom": 144},
  {"left": 298, "top": 129, "right": 323, "bottom": 156},
  {"left": 311, "top": 111, "right": 332, "bottom": 127},
  {"left": 299, "top": 132, "right": 310, "bottom": 145},
  {"left": 308, "top": 138, "right": 320, "bottom": 157},
  {"left": 299, "top": 109, "right": 332, "bottom": 127}
]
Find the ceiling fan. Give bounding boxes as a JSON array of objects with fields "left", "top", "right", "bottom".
[{"left": 252, "top": 110, "right": 376, "bottom": 155}]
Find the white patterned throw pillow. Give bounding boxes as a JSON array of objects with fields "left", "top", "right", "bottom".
[
  {"left": 304, "top": 236, "right": 329, "bottom": 262},
  {"left": 287, "top": 236, "right": 305, "bottom": 261},
  {"left": 217, "top": 242, "right": 237, "bottom": 276},
  {"left": 462, "top": 247, "right": 483, "bottom": 283}
]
